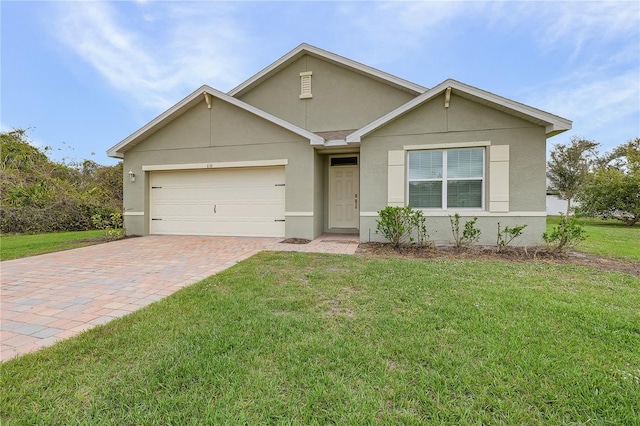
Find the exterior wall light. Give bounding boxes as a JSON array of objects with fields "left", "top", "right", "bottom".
[{"left": 128, "top": 170, "right": 136, "bottom": 183}]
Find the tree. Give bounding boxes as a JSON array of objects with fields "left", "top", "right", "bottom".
[
  {"left": 576, "top": 138, "right": 640, "bottom": 226},
  {"left": 546, "top": 137, "right": 599, "bottom": 216},
  {"left": 1, "top": 129, "right": 123, "bottom": 233}
]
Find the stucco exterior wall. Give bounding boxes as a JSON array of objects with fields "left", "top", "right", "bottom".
[
  {"left": 122, "top": 98, "right": 319, "bottom": 238},
  {"left": 360, "top": 92, "right": 548, "bottom": 246},
  {"left": 238, "top": 55, "right": 416, "bottom": 133},
  {"left": 313, "top": 151, "right": 325, "bottom": 238}
]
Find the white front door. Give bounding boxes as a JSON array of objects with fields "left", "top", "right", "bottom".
[{"left": 329, "top": 164, "right": 359, "bottom": 229}]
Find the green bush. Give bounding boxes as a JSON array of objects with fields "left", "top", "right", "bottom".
[
  {"left": 496, "top": 223, "right": 527, "bottom": 252},
  {"left": 91, "top": 213, "right": 124, "bottom": 239},
  {"left": 449, "top": 213, "right": 481, "bottom": 249},
  {"left": 1, "top": 129, "right": 122, "bottom": 234},
  {"left": 376, "top": 206, "right": 429, "bottom": 248},
  {"left": 543, "top": 213, "right": 586, "bottom": 252}
]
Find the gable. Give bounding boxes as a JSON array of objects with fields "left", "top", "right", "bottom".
[
  {"left": 369, "top": 92, "right": 537, "bottom": 138},
  {"left": 107, "top": 85, "right": 323, "bottom": 158},
  {"left": 234, "top": 46, "right": 422, "bottom": 133},
  {"left": 347, "top": 80, "right": 572, "bottom": 143},
  {"left": 128, "top": 97, "right": 309, "bottom": 155}
]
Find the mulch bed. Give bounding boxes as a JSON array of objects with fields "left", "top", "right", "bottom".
[{"left": 356, "top": 242, "right": 640, "bottom": 276}]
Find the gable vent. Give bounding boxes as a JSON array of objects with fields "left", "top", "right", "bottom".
[{"left": 300, "top": 71, "right": 312, "bottom": 99}]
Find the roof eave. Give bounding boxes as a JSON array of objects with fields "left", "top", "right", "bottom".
[
  {"left": 346, "top": 79, "right": 572, "bottom": 142},
  {"left": 106, "top": 85, "right": 324, "bottom": 158},
  {"left": 228, "top": 43, "right": 427, "bottom": 98}
]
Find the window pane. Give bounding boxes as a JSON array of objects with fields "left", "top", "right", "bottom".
[
  {"left": 448, "top": 149, "right": 483, "bottom": 178},
  {"left": 409, "top": 181, "right": 442, "bottom": 208},
  {"left": 447, "top": 180, "right": 482, "bottom": 208},
  {"left": 408, "top": 151, "right": 443, "bottom": 179}
]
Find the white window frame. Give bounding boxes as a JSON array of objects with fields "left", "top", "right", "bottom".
[{"left": 406, "top": 147, "right": 485, "bottom": 210}]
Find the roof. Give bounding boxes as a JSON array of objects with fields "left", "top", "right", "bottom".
[
  {"left": 228, "top": 43, "right": 427, "bottom": 98},
  {"left": 346, "top": 79, "right": 573, "bottom": 143},
  {"left": 107, "top": 85, "right": 324, "bottom": 158}
]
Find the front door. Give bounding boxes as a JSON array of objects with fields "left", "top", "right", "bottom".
[{"left": 329, "top": 158, "right": 359, "bottom": 229}]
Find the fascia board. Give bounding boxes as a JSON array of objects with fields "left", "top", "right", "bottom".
[
  {"left": 228, "top": 43, "right": 427, "bottom": 97},
  {"left": 447, "top": 80, "right": 573, "bottom": 133},
  {"left": 107, "top": 85, "right": 209, "bottom": 158},
  {"left": 107, "top": 84, "right": 323, "bottom": 158},
  {"left": 346, "top": 79, "right": 572, "bottom": 143},
  {"left": 228, "top": 44, "right": 307, "bottom": 97},
  {"left": 213, "top": 86, "right": 324, "bottom": 145},
  {"left": 346, "top": 85, "right": 443, "bottom": 143}
]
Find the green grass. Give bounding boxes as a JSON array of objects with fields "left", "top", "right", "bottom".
[
  {"left": 547, "top": 216, "right": 640, "bottom": 262},
  {"left": 0, "top": 230, "right": 108, "bottom": 261},
  {"left": 2, "top": 252, "right": 638, "bottom": 424}
]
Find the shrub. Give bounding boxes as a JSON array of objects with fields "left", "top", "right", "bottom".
[
  {"left": 449, "top": 213, "right": 481, "bottom": 249},
  {"left": 376, "top": 206, "right": 429, "bottom": 248},
  {"left": 0, "top": 129, "right": 123, "bottom": 234},
  {"left": 91, "top": 213, "right": 124, "bottom": 239},
  {"left": 543, "top": 213, "right": 586, "bottom": 252},
  {"left": 496, "top": 223, "right": 527, "bottom": 252}
]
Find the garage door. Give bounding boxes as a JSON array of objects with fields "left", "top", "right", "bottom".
[{"left": 149, "top": 167, "right": 285, "bottom": 237}]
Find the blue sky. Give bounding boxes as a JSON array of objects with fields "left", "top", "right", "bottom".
[{"left": 2, "top": 1, "right": 639, "bottom": 166}]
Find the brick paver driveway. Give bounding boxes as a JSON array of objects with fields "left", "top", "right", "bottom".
[{"left": 1, "top": 234, "right": 358, "bottom": 361}]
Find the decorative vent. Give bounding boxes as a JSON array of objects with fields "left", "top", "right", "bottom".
[{"left": 300, "top": 71, "right": 312, "bottom": 99}]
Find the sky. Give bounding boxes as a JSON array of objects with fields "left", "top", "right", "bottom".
[{"left": 2, "top": 1, "right": 639, "bottom": 166}]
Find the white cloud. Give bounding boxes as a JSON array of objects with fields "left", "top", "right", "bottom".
[
  {"left": 535, "top": 71, "right": 639, "bottom": 126},
  {"left": 339, "top": 1, "right": 470, "bottom": 63},
  {"left": 536, "top": 1, "right": 639, "bottom": 53},
  {"left": 341, "top": 1, "right": 639, "bottom": 62},
  {"left": 50, "top": 1, "right": 251, "bottom": 112}
]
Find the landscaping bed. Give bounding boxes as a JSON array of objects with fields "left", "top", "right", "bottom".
[{"left": 357, "top": 242, "right": 640, "bottom": 276}]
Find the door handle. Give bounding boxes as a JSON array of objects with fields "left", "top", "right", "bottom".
[{"left": 214, "top": 204, "right": 216, "bottom": 213}]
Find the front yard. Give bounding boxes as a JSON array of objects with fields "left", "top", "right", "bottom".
[
  {"left": 546, "top": 216, "right": 640, "bottom": 262},
  {"left": 0, "top": 230, "right": 111, "bottom": 261},
  {"left": 1, "top": 251, "right": 638, "bottom": 424}
]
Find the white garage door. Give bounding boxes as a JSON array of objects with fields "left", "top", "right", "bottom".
[{"left": 149, "top": 167, "right": 285, "bottom": 237}]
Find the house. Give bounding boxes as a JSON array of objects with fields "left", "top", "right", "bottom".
[{"left": 107, "top": 43, "right": 572, "bottom": 245}]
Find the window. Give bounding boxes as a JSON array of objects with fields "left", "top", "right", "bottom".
[{"left": 408, "top": 148, "right": 484, "bottom": 209}]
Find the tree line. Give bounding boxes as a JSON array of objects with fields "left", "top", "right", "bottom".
[
  {"left": 1, "top": 129, "right": 123, "bottom": 234},
  {"left": 547, "top": 136, "right": 640, "bottom": 226}
]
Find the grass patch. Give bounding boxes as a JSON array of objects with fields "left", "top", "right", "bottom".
[
  {"left": 0, "top": 230, "right": 110, "bottom": 261},
  {"left": 2, "top": 252, "right": 638, "bottom": 424},
  {"left": 547, "top": 216, "right": 640, "bottom": 262}
]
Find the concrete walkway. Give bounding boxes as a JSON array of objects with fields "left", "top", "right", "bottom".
[{"left": 1, "top": 234, "right": 358, "bottom": 362}]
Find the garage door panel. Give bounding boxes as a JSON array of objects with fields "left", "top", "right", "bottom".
[
  {"left": 149, "top": 167, "right": 285, "bottom": 237},
  {"left": 151, "top": 217, "right": 215, "bottom": 235}
]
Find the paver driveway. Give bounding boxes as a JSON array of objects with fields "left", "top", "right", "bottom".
[{"left": 1, "top": 234, "right": 359, "bottom": 362}]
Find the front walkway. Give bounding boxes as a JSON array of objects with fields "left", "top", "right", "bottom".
[{"left": 0, "top": 234, "right": 358, "bottom": 362}]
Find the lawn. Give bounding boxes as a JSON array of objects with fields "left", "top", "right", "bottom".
[
  {"left": 0, "top": 230, "right": 109, "bottom": 261},
  {"left": 546, "top": 216, "right": 640, "bottom": 262},
  {"left": 1, "top": 251, "right": 638, "bottom": 424}
]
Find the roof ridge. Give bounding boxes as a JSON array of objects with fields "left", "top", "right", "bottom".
[{"left": 228, "top": 43, "right": 427, "bottom": 98}]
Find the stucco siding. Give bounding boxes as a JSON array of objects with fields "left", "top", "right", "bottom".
[
  {"left": 359, "top": 93, "right": 548, "bottom": 245},
  {"left": 360, "top": 215, "right": 546, "bottom": 246},
  {"left": 313, "top": 151, "right": 325, "bottom": 238},
  {"left": 122, "top": 99, "right": 316, "bottom": 237},
  {"left": 238, "top": 54, "right": 416, "bottom": 133}
]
